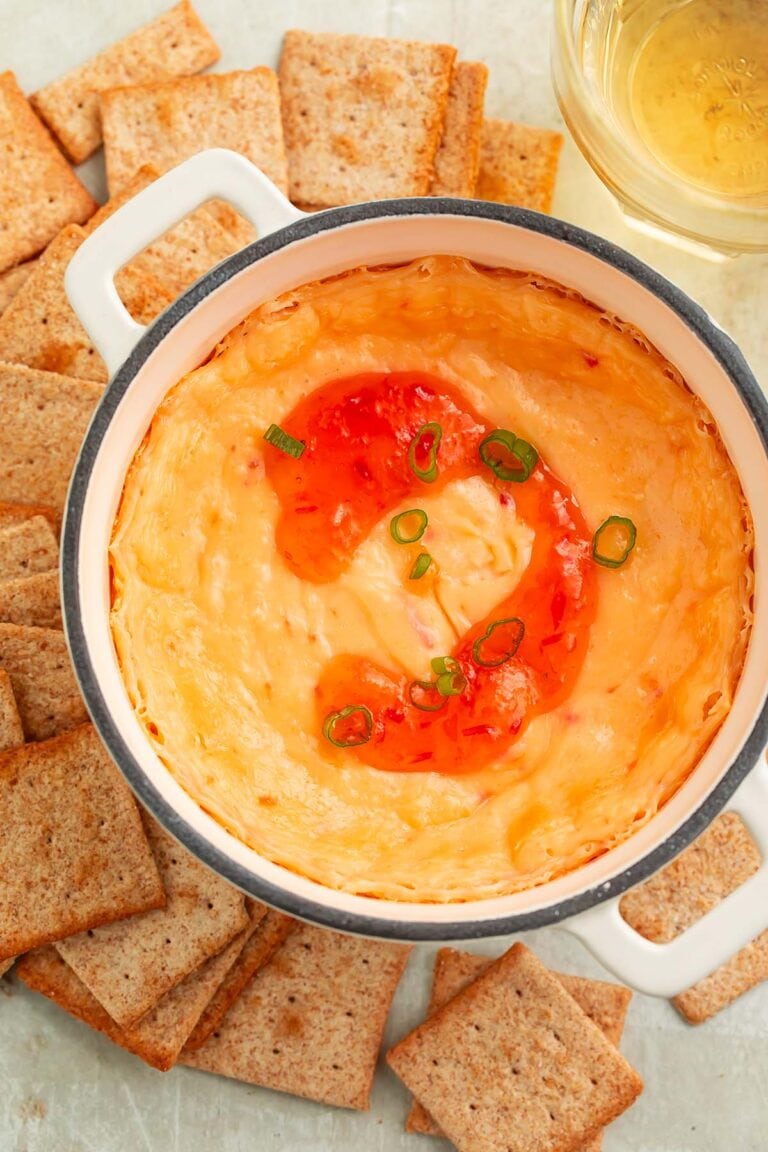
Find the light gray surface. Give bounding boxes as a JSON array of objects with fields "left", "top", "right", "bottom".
[{"left": 1, "top": 1, "right": 766, "bottom": 1150}]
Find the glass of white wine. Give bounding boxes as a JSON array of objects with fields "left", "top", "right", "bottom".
[{"left": 552, "top": 0, "right": 768, "bottom": 254}]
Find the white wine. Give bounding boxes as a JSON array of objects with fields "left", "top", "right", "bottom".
[{"left": 598, "top": 0, "right": 768, "bottom": 199}]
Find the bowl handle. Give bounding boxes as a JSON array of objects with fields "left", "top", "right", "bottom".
[
  {"left": 64, "top": 148, "right": 304, "bottom": 376},
  {"left": 563, "top": 753, "right": 768, "bottom": 997}
]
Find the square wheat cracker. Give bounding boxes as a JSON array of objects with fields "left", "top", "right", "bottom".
[
  {"left": 477, "top": 118, "right": 563, "bottom": 213},
  {"left": 279, "top": 30, "right": 456, "bottom": 208},
  {"left": 0, "top": 723, "right": 164, "bottom": 962},
  {"left": 18, "top": 930, "right": 250, "bottom": 1071},
  {"left": 0, "top": 72, "right": 95, "bottom": 274},
  {"left": 407, "top": 948, "right": 631, "bottom": 1152},
  {"left": 388, "top": 942, "right": 642, "bottom": 1152},
  {"left": 56, "top": 813, "right": 248, "bottom": 1028},
  {"left": 0, "top": 570, "right": 61, "bottom": 629},
  {"left": 0, "top": 500, "right": 58, "bottom": 533},
  {"left": 30, "top": 1, "right": 219, "bottom": 164},
  {"left": 0, "top": 516, "right": 58, "bottom": 583},
  {"left": 0, "top": 668, "right": 24, "bottom": 752},
  {"left": 0, "top": 363, "right": 102, "bottom": 511},
  {"left": 183, "top": 907, "right": 295, "bottom": 1052},
  {"left": 620, "top": 812, "right": 767, "bottom": 1021},
  {"left": 183, "top": 923, "right": 411, "bottom": 1110},
  {"left": 430, "top": 61, "right": 488, "bottom": 197},
  {"left": 0, "top": 225, "right": 174, "bottom": 383},
  {"left": 0, "top": 261, "right": 38, "bottom": 317},
  {"left": 100, "top": 69, "right": 287, "bottom": 243},
  {"left": 0, "top": 622, "right": 87, "bottom": 740}
]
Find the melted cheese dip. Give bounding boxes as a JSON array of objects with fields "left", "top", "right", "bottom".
[{"left": 111, "top": 257, "right": 753, "bottom": 902}]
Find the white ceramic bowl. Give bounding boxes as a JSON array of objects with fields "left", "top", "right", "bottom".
[{"left": 63, "top": 150, "right": 768, "bottom": 997}]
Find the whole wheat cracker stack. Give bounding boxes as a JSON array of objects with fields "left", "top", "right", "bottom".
[
  {"left": 407, "top": 949, "right": 632, "bottom": 1152},
  {"left": 0, "top": 226, "right": 173, "bottom": 383},
  {"left": 183, "top": 923, "right": 411, "bottom": 1110},
  {"left": 0, "top": 500, "right": 59, "bottom": 534},
  {"left": 0, "top": 363, "right": 102, "bottom": 511},
  {"left": 19, "top": 930, "right": 255, "bottom": 1072},
  {"left": 0, "top": 72, "right": 96, "bottom": 274},
  {"left": 0, "top": 516, "right": 59, "bottom": 583},
  {"left": 183, "top": 907, "right": 296, "bottom": 1052},
  {"left": 0, "top": 667, "right": 24, "bottom": 752},
  {"left": 56, "top": 814, "right": 249, "bottom": 1029},
  {"left": 84, "top": 164, "right": 241, "bottom": 296},
  {"left": 430, "top": 61, "right": 488, "bottom": 197},
  {"left": 388, "top": 942, "right": 642, "bottom": 1152},
  {"left": 0, "top": 261, "right": 38, "bottom": 317},
  {"left": 279, "top": 30, "right": 456, "bottom": 209},
  {"left": 0, "top": 622, "right": 86, "bottom": 740},
  {"left": 477, "top": 118, "right": 563, "bottom": 214},
  {"left": 620, "top": 811, "right": 768, "bottom": 1022},
  {"left": 0, "top": 723, "right": 164, "bottom": 962},
  {"left": 30, "top": 1, "right": 220, "bottom": 164},
  {"left": 0, "top": 570, "right": 61, "bottom": 629},
  {"left": 100, "top": 69, "right": 287, "bottom": 245}
]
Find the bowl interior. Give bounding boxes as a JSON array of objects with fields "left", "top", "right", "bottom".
[{"left": 64, "top": 205, "right": 768, "bottom": 935}]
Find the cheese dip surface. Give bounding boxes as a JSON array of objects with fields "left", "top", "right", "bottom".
[{"left": 110, "top": 256, "right": 752, "bottom": 902}]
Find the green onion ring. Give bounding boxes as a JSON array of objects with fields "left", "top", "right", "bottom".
[
  {"left": 390, "top": 508, "right": 428, "bottom": 544},
  {"left": 408, "top": 680, "right": 448, "bottom": 712},
  {"left": 431, "top": 656, "right": 460, "bottom": 675},
  {"left": 409, "top": 552, "right": 433, "bottom": 580},
  {"left": 263, "top": 423, "right": 305, "bottom": 459},
  {"left": 472, "top": 617, "right": 526, "bottom": 668},
  {"left": 408, "top": 422, "right": 443, "bottom": 483},
  {"left": 436, "top": 670, "right": 467, "bottom": 697},
  {"left": 478, "top": 429, "right": 538, "bottom": 483},
  {"left": 592, "top": 516, "right": 637, "bottom": 569},
  {"left": 322, "top": 704, "right": 374, "bottom": 747}
]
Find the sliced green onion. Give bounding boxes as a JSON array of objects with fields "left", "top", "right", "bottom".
[
  {"left": 322, "top": 704, "right": 373, "bottom": 748},
  {"left": 436, "top": 670, "right": 467, "bottom": 697},
  {"left": 472, "top": 617, "right": 525, "bottom": 668},
  {"left": 431, "top": 656, "right": 460, "bottom": 676},
  {"left": 408, "top": 680, "right": 448, "bottom": 712},
  {"left": 409, "top": 552, "right": 433, "bottom": 580},
  {"left": 390, "top": 508, "right": 428, "bottom": 544},
  {"left": 479, "top": 429, "right": 538, "bottom": 483},
  {"left": 592, "top": 516, "right": 637, "bottom": 569},
  {"left": 263, "top": 423, "right": 305, "bottom": 459},
  {"left": 408, "top": 422, "right": 442, "bottom": 483}
]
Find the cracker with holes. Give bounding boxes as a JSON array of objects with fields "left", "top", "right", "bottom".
[
  {"left": 620, "top": 812, "right": 768, "bottom": 1022},
  {"left": 100, "top": 68, "right": 287, "bottom": 245},
  {"left": 0, "top": 72, "right": 96, "bottom": 274},
  {"left": 388, "top": 943, "right": 642, "bottom": 1152},
  {"left": 0, "top": 570, "right": 61, "bottom": 629},
  {"left": 0, "top": 724, "right": 164, "bottom": 962},
  {"left": 30, "top": 1, "right": 220, "bottom": 164},
  {"left": 182, "top": 923, "right": 411, "bottom": 1110},
  {"left": 0, "top": 515, "right": 58, "bottom": 583},
  {"left": 19, "top": 927, "right": 254, "bottom": 1071},
  {"left": 0, "top": 363, "right": 102, "bottom": 511},
  {"left": 183, "top": 906, "right": 295, "bottom": 1052},
  {"left": 0, "top": 261, "right": 38, "bottom": 317},
  {"left": 279, "top": 30, "right": 455, "bottom": 208},
  {"left": 477, "top": 119, "right": 563, "bottom": 213},
  {"left": 431, "top": 61, "right": 488, "bottom": 197},
  {"left": 55, "top": 814, "right": 248, "bottom": 1028},
  {"left": 0, "top": 623, "right": 87, "bottom": 740},
  {"left": 0, "top": 225, "right": 173, "bottom": 383},
  {"left": 407, "top": 949, "right": 632, "bottom": 1152}
]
